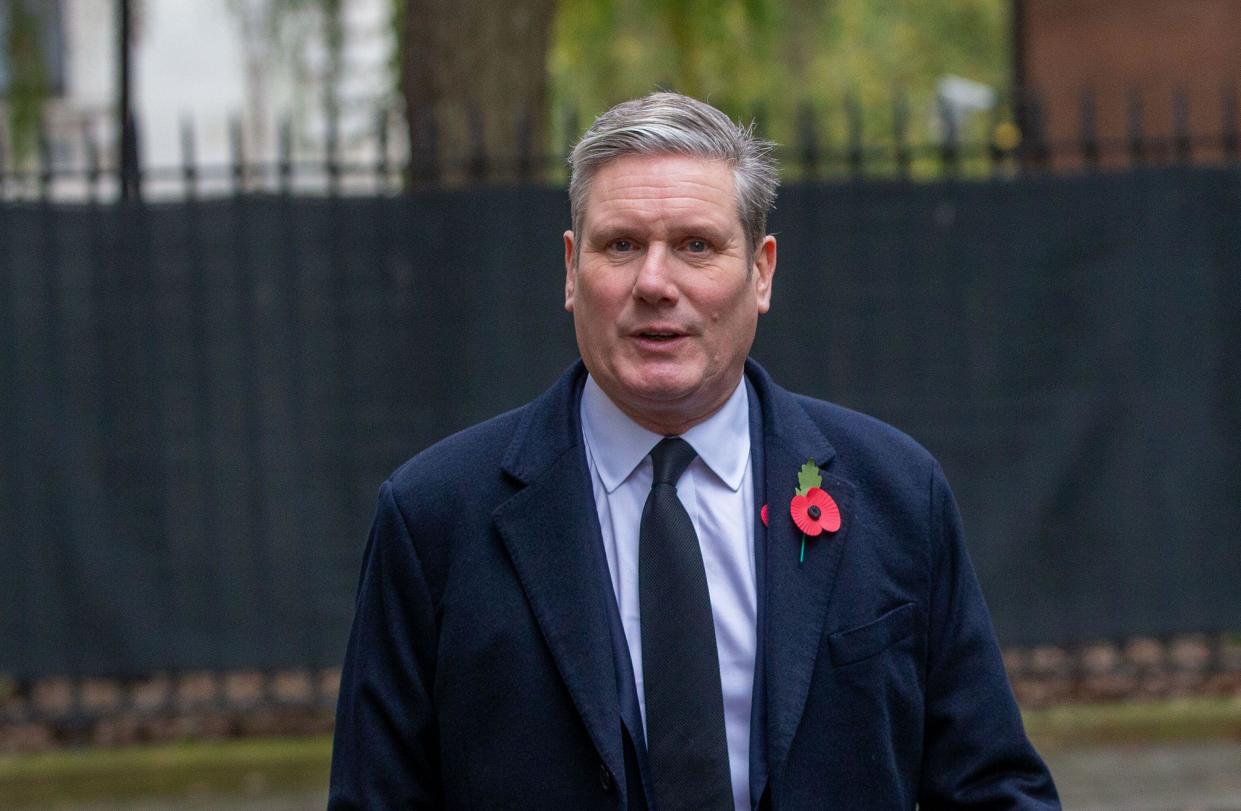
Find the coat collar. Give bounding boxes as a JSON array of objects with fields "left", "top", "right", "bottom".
[
  {"left": 493, "top": 363, "right": 632, "bottom": 802},
  {"left": 495, "top": 360, "right": 854, "bottom": 806},
  {"left": 744, "top": 359, "right": 855, "bottom": 797},
  {"left": 499, "top": 362, "right": 587, "bottom": 486}
]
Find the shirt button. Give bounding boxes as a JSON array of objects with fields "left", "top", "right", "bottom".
[{"left": 599, "top": 762, "right": 615, "bottom": 793}]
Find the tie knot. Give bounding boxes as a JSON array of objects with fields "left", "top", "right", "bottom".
[{"left": 650, "top": 437, "right": 697, "bottom": 486}]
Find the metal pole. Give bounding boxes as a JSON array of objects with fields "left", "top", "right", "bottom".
[{"left": 118, "top": 0, "right": 139, "bottom": 200}]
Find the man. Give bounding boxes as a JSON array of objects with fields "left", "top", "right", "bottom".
[{"left": 329, "top": 92, "right": 1059, "bottom": 809}]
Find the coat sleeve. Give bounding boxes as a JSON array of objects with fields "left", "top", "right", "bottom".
[
  {"left": 917, "top": 464, "right": 1061, "bottom": 809},
  {"left": 329, "top": 480, "right": 442, "bottom": 809}
]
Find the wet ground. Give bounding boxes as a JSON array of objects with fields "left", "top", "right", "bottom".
[
  {"left": 9, "top": 741, "right": 1241, "bottom": 810},
  {"left": 1045, "top": 741, "right": 1241, "bottom": 810}
]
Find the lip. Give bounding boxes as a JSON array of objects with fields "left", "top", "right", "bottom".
[
  {"left": 628, "top": 327, "right": 690, "bottom": 352},
  {"left": 628, "top": 324, "right": 691, "bottom": 337}
]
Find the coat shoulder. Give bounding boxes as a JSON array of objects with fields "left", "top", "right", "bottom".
[
  {"left": 793, "top": 393, "right": 939, "bottom": 487},
  {"left": 386, "top": 363, "right": 582, "bottom": 507},
  {"left": 386, "top": 403, "right": 529, "bottom": 510},
  {"left": 368, "top": 404, "right": 535, "bottom": 599}
]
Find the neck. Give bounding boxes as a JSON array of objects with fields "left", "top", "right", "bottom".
[
  {"left": 607, "top": 379, "right": 742, "bottom": 437},
  {"left": 625, "top": 407, "right": 717, "bottom": 436}
]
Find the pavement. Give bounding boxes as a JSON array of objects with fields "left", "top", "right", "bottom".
[
  {"left": 1045, "top": 741, "right": 1241, "bottom": 810},
  {"left": 8, "top": 741, "right": 1241, "bottom": 810}
]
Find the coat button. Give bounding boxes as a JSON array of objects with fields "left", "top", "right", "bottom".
[{"left": 599, "top": 762, "right": 615, "bottom": 793}]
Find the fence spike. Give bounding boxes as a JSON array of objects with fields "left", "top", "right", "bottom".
[
  {"left": 278, "top": 116, "right": 294, "bottom": 193},
  {"left": 893, "top": 87, "right": 910, "bottom": 179},
  {"left": 82, "top": 119, "right": 100, "bottom": 201},
  {"left": 845, "top": 93, "right": 863, "bottom": 178},
  {"left": 1127, "top": 87, "right": 1145, "bottom": 165},
  {"left": 38, "top": 126, "right": 53, "bottom": 201},
  {"left": 411, "top": 105, "right": 440, "bottom": 188},
  {"left": 986, "top": 89, "right": 1006, "bottom": 173},
  {"left": 1079, "top": 88, "right": 1099, "bottom": 169},
  {"left": 325, "top": 100, "right": 340, "bottom": 195},
  {"left": 376, "top": 108, "right": 390, "bottom": 189},
  {"left": 0, "top": 119, "right": 7, "bottom": 196},
  {"left": 797, "top": 101, "right": 819, "bottom": 178},
  {"left": 1223, "top": 82, "right": 1239, "bottom": 160},
  {"left": 516, "top": 105, "right": 534, "bottom": 183},
  {"left": 179, "top": 116, "right": 196, "bottom": 198},
  {"left": 562, "top": 108, "right": 580, "bottom": 165},
  {"left": 1013, "top": 87, "right": 1031, "bottom": 166},
  {"left": 5, "top": 95, "right": 1210, "bottom": 200},
  {"left": 230, "top": 116, "right": 246, "bottom": 194},
  {"left": 1018, "top": 88, "right": 1048, "bottom": 169},
  {"left": 936, "top": 91, "right": 959, "bottom": 177},
  {"left": 120, "top": 109, "right": 143, "bottom": 202},
  {"left": 1173, "top": 86, "right": 1191, "bottom": 163},
  {"left": 467, "top": 103, "right": 487, "bottom": 183}
]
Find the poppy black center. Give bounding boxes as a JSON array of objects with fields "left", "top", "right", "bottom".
[{"left": 807, "top": 505, "right": 821, "bottom": 520}]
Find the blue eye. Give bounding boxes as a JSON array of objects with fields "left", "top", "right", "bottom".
[
  {"left": 611, "top": 239, "right": 635, "bottom": 252},
  {"left": 686, "top": 239, "right": 708, "bottom": 253}
]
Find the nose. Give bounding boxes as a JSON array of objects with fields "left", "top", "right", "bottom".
[{"left": 632, "top": 242, "right": 679, "bottom": 305}]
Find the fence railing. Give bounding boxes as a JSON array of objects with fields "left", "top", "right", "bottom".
[
  {"left": 3, "top": 93, "right": 1241, "bottom": 735},
  {"left": 2, "top": 85, "right": 1240, "bottom": 203}
]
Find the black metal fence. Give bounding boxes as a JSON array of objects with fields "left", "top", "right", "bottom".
[
  {"left": 1, "top": 104, "right": 1240, "bottom": 686},
  {"left": 3, "top": 85, "right": 1241, "bottom": 202}
]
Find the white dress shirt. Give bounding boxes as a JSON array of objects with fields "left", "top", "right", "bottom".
[{"left": 580, "top": 374, "right": 756, "bottom": 811}]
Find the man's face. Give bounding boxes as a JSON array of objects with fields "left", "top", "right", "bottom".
[{"left": 564, "top": 154, "right": 776, "bottom": 434}]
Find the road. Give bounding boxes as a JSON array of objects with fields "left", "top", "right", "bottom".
[
  {"left": 1045, "top": 741, "right": 1241, "bottom": 810},
  {"left": 10, "top": 741, "right": 1241, "bottom": 810}
]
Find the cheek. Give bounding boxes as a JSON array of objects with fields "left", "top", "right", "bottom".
[
  {"left": 574, "top": 285, "right": 627, "bottom": 343},
  {"left": 702, "top": 286, "right": 751, "bottom": 326},
  {"left": 578, "top": 273, "right": 630, "bottom": 313}
]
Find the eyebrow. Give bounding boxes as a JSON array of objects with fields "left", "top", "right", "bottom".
[{"left": 587, "top": 220, "right": 734, "bottom": 243}]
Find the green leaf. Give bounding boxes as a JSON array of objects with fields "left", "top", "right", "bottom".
[{"left": 795, "top": 459, "right": 821, "bottom": 496}]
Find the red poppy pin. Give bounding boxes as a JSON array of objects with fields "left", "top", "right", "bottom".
[{"left": 790, "top": 459, "right": 840, "bottom": 564}]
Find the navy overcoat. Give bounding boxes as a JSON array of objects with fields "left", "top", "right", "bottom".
[{"left": 329, "top": 360, "right": 1059, "bottom": 809}]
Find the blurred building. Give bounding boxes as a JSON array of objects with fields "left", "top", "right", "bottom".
[
  {"left": 0, "top": 0, "right": 86, "bottom": 168},
  {"left": 1013, "top": 0, "right": 1241, "bottom": 168},
  {"left": 1, "top": 0, "right": 394, "bottom": 186}
]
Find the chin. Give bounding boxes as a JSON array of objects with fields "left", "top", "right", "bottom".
[{"left": 620, "top": 368, "right": 700, "bottom": 403}]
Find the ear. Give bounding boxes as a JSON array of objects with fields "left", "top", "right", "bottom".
[
  {"left": 753, "top": 234, "right": 777, "bottom": 314},
  {"left": 563, "top": 230, "right": 577, "bottom": 313}
]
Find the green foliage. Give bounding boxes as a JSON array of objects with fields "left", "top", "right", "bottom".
[
  {"left": 548, "top": 0, "right": 778, "bottom": 154},
  {"left": 795, "top": 459, "right": 821, "bottom": 496},
  {"left": 548, "top": 0, "right": 1010, "bottom": 168},
  {"left": 1023, "top": 697, "right": 1241, "bottom": 750},
  {"left": 226, "top": 0, "right": 354, "bottom": 145},
  {"left": 3, "top": 0, "right": 49, "bottom": 162},
  {"left": 0, "top": 736, "right": 332, "bottom": 807}
]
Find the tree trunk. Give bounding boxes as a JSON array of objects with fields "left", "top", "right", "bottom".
[{"left": 400, "top": 0, "right": 557, "bottom": 185}]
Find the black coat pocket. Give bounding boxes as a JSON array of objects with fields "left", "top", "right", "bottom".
[{"left": 828, "top": 602, "right": 919, "bottom": 666}]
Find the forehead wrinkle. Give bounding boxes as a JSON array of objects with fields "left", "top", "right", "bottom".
[
  {"left": 584, "top": 158, "right": 741, "bottom": 238},
  {"left": 588, "top": 201, "right": 734, "bottom": 235}
]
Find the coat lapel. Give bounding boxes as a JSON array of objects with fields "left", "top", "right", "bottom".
[
  {"left": 490, "top": 361, "right": 858, "bottom": 805},
  {"left": 492, "top": 364, "right": 627, "bottom": 795},
  {"left": 747, "top": 361, "right": 857, "bottom": 793}
]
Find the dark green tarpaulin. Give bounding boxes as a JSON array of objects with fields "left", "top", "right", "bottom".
[{"left": 1, "top": 167, "right": 1238, "bottom": 676}]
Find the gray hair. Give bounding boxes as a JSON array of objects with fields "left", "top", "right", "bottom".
[{"left": 567, "top": 92, "right": 778, "bottom": 259}]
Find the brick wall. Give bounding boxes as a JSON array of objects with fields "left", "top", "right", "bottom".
[
  {"left": 3, "top": 634, "right": 1240, "bottom": 752},
  {"left": 1019, "top": 0, "right": 1241, "bottom": 168}
]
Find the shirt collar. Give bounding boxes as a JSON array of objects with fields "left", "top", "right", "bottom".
[{"left": 580, "top": 374, "right": 750, "bottom": 494}]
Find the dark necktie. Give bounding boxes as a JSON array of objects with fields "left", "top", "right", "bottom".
[{"left": 639, "top": 437, "right": 733, "bottom": 810}]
